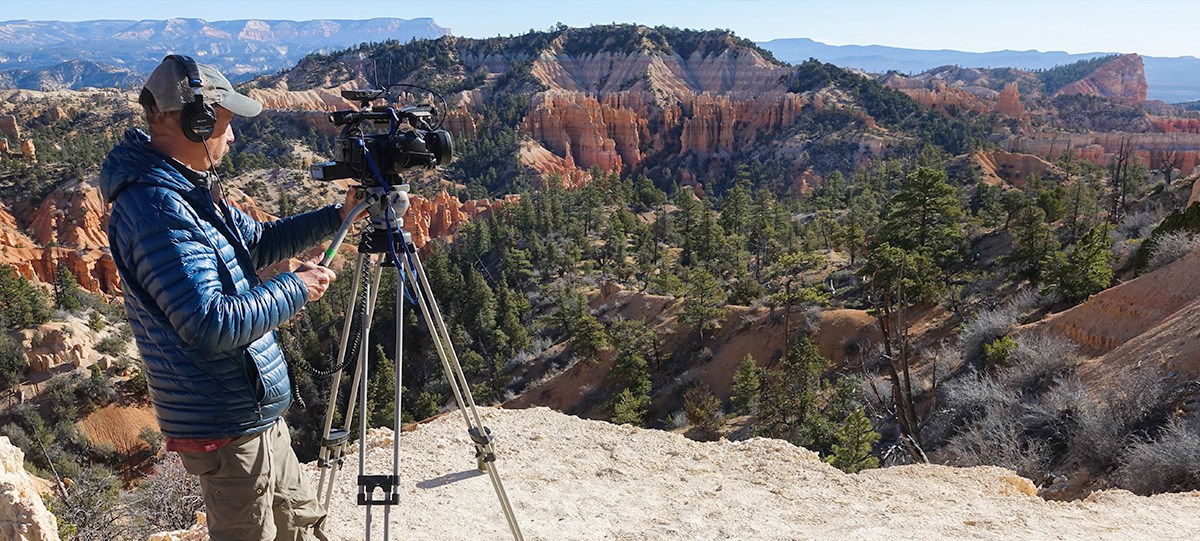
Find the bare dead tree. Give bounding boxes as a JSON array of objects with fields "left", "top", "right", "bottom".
[
  {"left": 1108, "top": 136, "right": 1135, "bottom": 224},
  {"left": 1150, "top": 144, "right": 1182, "bottom": 186},
  {"left": 871, "top": 258, "right": 928, "bottom": 463}
]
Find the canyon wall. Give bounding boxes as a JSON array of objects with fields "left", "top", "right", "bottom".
[
  {"left": 1055, "top": 54, "right": 1148, "bottom": 104},
  {"left": 0, "top": 437, "right": 58, "bottom": 541},
  {"left": 1008, "top": 131, "right": 1200, "bottom": 176}
]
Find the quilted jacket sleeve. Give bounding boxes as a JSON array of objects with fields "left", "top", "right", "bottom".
[
  {"left": 233, "top": 204, "right": 342, "bottom": 269},
  {"left": 123, "top": 189, "right": 310, "bottom": 355},
  {"left": 232, "top": 203, "right": 343, "bottom": 269}
]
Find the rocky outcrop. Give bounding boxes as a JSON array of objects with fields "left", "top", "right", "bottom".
[
  {"left": 518, "top": 140, "right": 591, "bottom": 188},
  {"left": 972, "top": 151, "right": 1063, "bottom": 187},
  {"left": 522, "top": 91, "right": 644, "bottom": 174},
  {"left": 5, "top": 177, "right": 119, "bottom": 293},
  {"left": 995, "top": 82, "right": 1023, "bottom": 117},
  {"left": 0, "top": 115, "right": 20, "bottom": 141},
  {"left": 247, "top": 81, "right": 364, "bottom": 113},
  {"left": 405, "top": 190, "right": 518, "bottom": 249},
  {"left": 20, "top": 322, "right": 102, "bottom": 373},
  {"left": 1055, "top": 54, "right": 1147, "bottom": 104},
  {"left": 1152, "top": 118, "right": 1200, "bottom": 134},
  {"left": 892, "top": 81, "right": 994, "bottom": 116},
  {"left": 0, "top": 437, "right": 58, "bottom": 541},
  {"left": 0, "top": 114, "right": 34, "bottom": 160},
  {"left": 29, "top": 179, "right": 108, "bottom": 250}
]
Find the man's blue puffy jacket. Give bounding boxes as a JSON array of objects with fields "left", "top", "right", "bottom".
[{"left": 100, "top": 128, "right": 341, "bottom": 439}]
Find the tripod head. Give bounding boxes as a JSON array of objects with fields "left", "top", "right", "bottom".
[
  {"left": 320, "top": 183, "right": 410, "bottom": 267},
  {"left": 356, "top": 183, "right": 411, "bottom": 233}
]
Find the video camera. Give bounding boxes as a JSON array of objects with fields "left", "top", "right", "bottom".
[{"left": 310, "top": 87, "right": 453, "bottom": 184}]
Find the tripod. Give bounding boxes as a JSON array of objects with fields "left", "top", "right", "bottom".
[{"left": 312, "top": 182, "right": 524, "bottom": 541}]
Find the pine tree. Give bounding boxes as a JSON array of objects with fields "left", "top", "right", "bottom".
[
  {"left": 826, "top": 408, "right": 881, "bottom": 473},
  {"left": 884, "top": 166, "right": 964, "bottom": 268},
  {"left": 683, "top": 384, "right": 723, "bottom": 440},
  {"left": 720, "top": 182, "right": 752, "bottom": 238},
  {"left": 679, "top": 268, "right": 726, "bottom": 342},
  {"left": 0, "top": 264, "right": 51, "bottom": 328},
  {"left": 610, "top": 388, "right": 649, "bottom": 426},
  {"left": 0, "top": 331, "right": 27, "bottom": 391},
  {"left": 729, "top": 354, "right": 760, "bottom": 415},
  {"left": 1006, "top": 205, "right": 1059, "bottom": 283},
  {"left": 368, "top": 345, "right": 396, "bottom": 429},
  {"left": 766, "top": 251, "right": 828, "bottom": 346},
  {"left": 494, "top": 277, "right": 530, "bottom": 360},
  {"left": 1050, "top": 225, "right": 1114, "bottom": 302}
]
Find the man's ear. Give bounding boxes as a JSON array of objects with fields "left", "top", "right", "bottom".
[{"left": 147, "top": 111, "right": 180, "bottom": 137}]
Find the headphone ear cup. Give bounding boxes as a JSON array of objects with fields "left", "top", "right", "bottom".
[{"left": 180, "top": 100, "right": 217, "bottom": 142}]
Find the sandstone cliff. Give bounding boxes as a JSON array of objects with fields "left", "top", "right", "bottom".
[
  {"left": 0, "top": 437, "right": 58, "bottom": 541},
  {"left": 1055, "top": 54, "right": 1148, "bottom": 103},
  {"left": 1008, "top": 131, "right": 1200, "bottom": 177}
]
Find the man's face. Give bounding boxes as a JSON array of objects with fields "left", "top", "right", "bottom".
[{"left": 204, "top": 106, "right": 236, "bottom": 164}]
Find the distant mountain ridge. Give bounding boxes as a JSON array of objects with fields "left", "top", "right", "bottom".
[
  {"left": 758, "top": 37, "right": 1200, "bottom": 103},
  {"left": 0, "top": 17, "right": 449, "bottom": 89}
]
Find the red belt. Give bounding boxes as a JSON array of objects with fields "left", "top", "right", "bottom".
[{"left": 165, "top": 436, "right": 237, "bottom": 453}]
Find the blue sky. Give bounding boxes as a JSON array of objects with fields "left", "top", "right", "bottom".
[{"left": 1, "top": 0, "right": 1196, "bottom": 57}]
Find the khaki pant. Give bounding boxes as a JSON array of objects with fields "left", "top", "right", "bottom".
[{"left": 179, "top": 420, "right": 328, "bottom": 541}]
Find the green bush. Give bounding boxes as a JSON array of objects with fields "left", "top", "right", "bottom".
[
  {"left": 683, "top": 384, "right": 724, "bottom": 440},
  {"left": 0, "top": 331, "right": 28, "bottom": 391}
]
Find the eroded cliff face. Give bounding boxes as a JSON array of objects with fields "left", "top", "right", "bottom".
[
  {"left": 1008, "top": 131, "right": 1200, "bottom": 177},
  {"left": 0, "top": 174, "right": 508, "bottom": 296},
  {"left": 518, "top": 88, "right": 811, "bottom": 180},
  {"left": 530, "top": 47, "right": 790, "bottom": 98},
  {"left": 0, "top": 437, "right": 58, "bottom": 541},
  {"left": 405, "top": 190, "right": 517, "bottom": 249},
  {"left": 1056, "top": 54, "right": 1148, "bottom": 103},
  {"left": 1, "top": 178, "right": 120, "bottom": 293},
  {"left": 522, "top": 91, "right": 645, "bottom": 175},
  {"left": 971, "top": 150, "right": 1063, "bottom": 187}
]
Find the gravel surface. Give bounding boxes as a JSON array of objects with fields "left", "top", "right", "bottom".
[{"left": 311, "top": 407, "right": 1200, "bottom": 541}]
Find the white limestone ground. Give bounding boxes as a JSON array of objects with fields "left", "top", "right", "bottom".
[{"left": 308, "top": 407, "right": 1200, "bottom": 541}]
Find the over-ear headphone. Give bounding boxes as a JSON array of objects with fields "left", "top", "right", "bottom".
[{"left": 165, "top": 54, "right": 217, "bottom": 143}]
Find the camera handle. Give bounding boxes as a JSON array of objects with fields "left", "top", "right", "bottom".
[{"left": 313, "top": 183, "right": 525, "bottom": 541}]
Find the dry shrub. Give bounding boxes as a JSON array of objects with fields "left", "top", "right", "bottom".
[
  {"left": 944, "top": 409, "right": 1050, "bottom": 479},
  {"left": 998, "top": 333, "right": 1078, "bottom": 395},
  {"left": 1146, "top": 230, "right": 1200, "bottom": 272},
  {"left": 683, "top": 384, "right": 723, "bottom": 441},
  {"left": 1116, "top": 416, "right": 1200, "bottom": 495},
  {"left": 958, "top": 306, "right": 1017, "bottom": 367},
  {"left": 1071, "top": 366, "right": 1172, "bottom": 470},
  {"left": 126, "top": 452, "right": 205, "bottom": 534}
]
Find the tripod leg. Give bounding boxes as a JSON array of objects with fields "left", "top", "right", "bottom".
[
  {"left": 401, "top": 250, "right": 526, "bottom": 541},
  {"left": 314, "top": 253, "right": 385, "bottom": 532},
  {"left": 382, "top": 261, "right": 406, "bottom": 540},
  {"left": 317, "top": 252, "right": 368, "bottom": 507},
  {"left": 356, "top": 255, "right": 391, "bottom": 540}
]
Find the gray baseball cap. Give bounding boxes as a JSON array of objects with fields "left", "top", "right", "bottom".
[{"left": 143, "top": 56, "right": 262, "bottom": 118}]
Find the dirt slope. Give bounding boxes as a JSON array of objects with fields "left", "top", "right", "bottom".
[{"left": 1033, "top": 247, "right": 1200, "bottom": 382}]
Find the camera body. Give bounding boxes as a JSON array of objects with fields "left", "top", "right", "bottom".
[{"left": 311, "top": 89, "right": 453, "bottom": 184}]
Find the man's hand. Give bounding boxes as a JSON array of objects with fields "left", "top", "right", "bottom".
[
  {"left": 294, "top": 257, "right": 336, "bottom": 301},
  {"left": 338, "top": 188, "right": 368, "bottom": 222}
]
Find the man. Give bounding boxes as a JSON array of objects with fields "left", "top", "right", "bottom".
[{"left": 101, "top": 55, "right": 356, "bottom": 540}]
